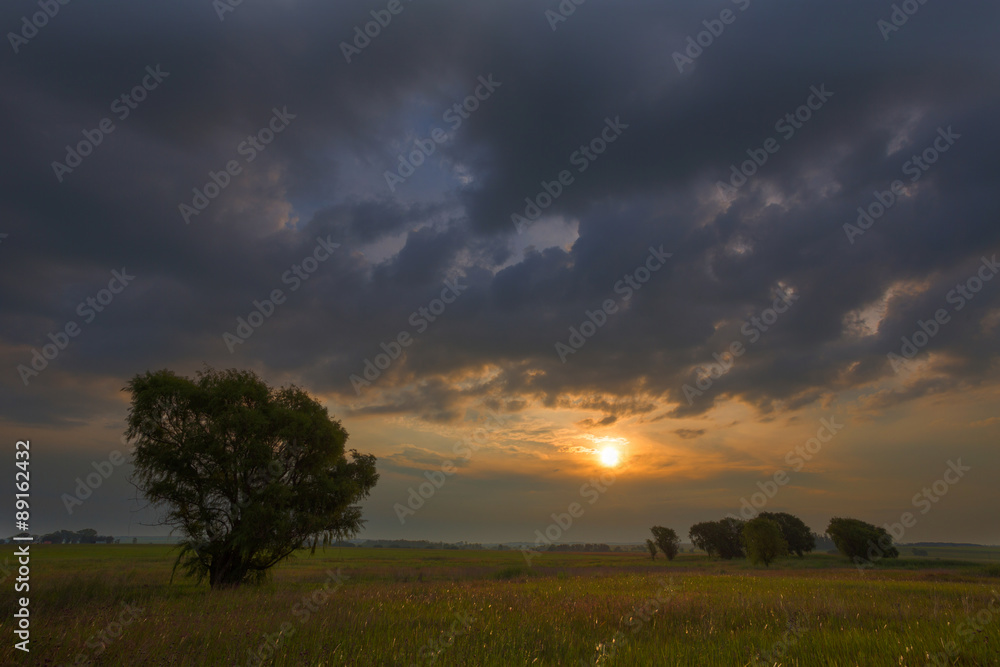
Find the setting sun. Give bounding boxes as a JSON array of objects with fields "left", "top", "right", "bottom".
[{"left": 599, "top": 447, "right": 621, "bottom": 467}]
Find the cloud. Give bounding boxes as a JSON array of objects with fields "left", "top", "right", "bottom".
[{"left": 3, "top": 0, "right": 1000, "bottom": 542}]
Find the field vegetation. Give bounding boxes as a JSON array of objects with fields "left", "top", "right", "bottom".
[{"left": 3, "top": 544, "right": 998, "bottom": 665}]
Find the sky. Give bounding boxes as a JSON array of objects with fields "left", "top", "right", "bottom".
[{"left": 2, "top": 0, "right": 998, "bottom": 545}]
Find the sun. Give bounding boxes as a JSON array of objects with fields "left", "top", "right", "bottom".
[{"left": 598, "top": 447, "right": 621, "bottom": 468}]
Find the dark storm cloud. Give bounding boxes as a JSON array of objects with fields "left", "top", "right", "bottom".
[{"left": 2, "top": 0, "right": 1000, "bottom": 430}]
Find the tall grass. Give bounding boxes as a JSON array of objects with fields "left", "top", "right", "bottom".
[{"left": 2, "top": 545, "right": 998, "bottom": 665}]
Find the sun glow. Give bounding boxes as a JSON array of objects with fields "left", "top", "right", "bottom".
[{"left": 599, "top": 447, "right": 621, "bottom": 467}]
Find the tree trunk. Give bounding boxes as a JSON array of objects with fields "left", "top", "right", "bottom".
[{"left": 209, "top": 548, "right": 246, "bottom": 588}]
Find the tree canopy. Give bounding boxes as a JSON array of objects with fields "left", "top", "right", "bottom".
[
  {"left": 650, "top": 526, "right": 680, "bottom": 561},
  {"left": 742, "top": 517, "right": 788, "bottom": 567},
  {"left": 126, "top": 368, "right": 378, "bottom": 588},
  {"left": 689, "top": 518, "right": 745, "bottom": 560},
  {"left": 827, "top": 517, "right": 899, "bottom": 564},
  {"left": 758, "top": 512, "right": 815, "bottom": 557}
]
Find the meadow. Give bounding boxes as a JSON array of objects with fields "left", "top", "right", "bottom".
[{"left": 3, "top": 545, "right": 999, "bottom": 666}]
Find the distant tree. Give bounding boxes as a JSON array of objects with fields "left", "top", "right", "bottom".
[
  {"left": 132, "top": 538, "right": 138, "bottom": 545},
  {"left": 826, "top": 517, "right": 899, "bottom": 565},
  {"left": 758, "top": 512, "right": 815, "bottom": 557},
  {"left": 717, "top": 518, "right": 746, "bottom": 559},
  {"left": 77, "top": 528, "right": 98, "bottom": 544},
  {"left": 126, "top": 368, "right": 379, "bottom": 589},
  {"left": 812, "top": 532, "right": 837, "bottom": 552},
  {"left": 689, "top": 518, "right": 745, "bottom": 560},
  {"left": 645, "top": 539, "right": 657, "bottom": 560},
  {"left": 688, "top": 522, "right": 719, "bottom": 557},
  {"left": 651, "top": 526, "right": 680, "bottom": 561},
  {"left": 742, "top": 517, "right": 788, "bottom": 567}
]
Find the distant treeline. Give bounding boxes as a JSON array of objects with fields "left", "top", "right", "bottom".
[
  {"left": 543, "top": 543, "right": 612, "bottom": 552},
  {"left": 350, "top": 540, "right": 649, "bottom": 552},
  {"left": 358, "top": 539, "right": 487, "bottom": 550},
  {"left": 40, "top": 529, "right": 114, "bottom": 544}
]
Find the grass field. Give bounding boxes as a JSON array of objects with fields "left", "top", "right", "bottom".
[
  {"left": 901, "top": 546, "right": 1000, "bottom": 563},
  {"left": 3, "top": 545, "right": 999, "bottom": 666}
]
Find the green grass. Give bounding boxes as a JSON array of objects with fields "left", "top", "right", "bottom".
[
  {"left": 3, "top": 545, "right": 999, "bottom": 665},
  {"left": 903, "top": 545, "right": 1000, "bottom": 563}
]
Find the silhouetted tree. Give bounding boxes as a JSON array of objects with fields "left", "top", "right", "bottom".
[
  {"left": 645, "top": 539, "right": 657, "bottom": 560},
  {"left": 758, "top": 512, "right": 815, "bottom": 557},
  {"left": 651, "top": 526, "right": 680, "bottom": 561},
  {"left": 742, "top": 517, "right": 788, "bottom": 567},
  {"left": 689, "top": 518, "right": 746, "bottom": 559},
  {"left": 126, "top": 368, "right": 379, "bottom": 589},
  {"left": 826, "top": 517, "right": 899, "bottom": 565}
]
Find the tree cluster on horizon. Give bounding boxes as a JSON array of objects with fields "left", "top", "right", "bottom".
[
  {"left": 649, "top": 512, "right": 897, "bottom": 567},
  {"left": 39, "top": 528, "right": 114, "bottom": 544}
]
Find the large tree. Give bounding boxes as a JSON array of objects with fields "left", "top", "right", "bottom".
[
  {"left": 689, "top": 518, "right": 745, "bottom": 560},
  {"left": 742, "top": 517, "right": 788, "bottom": 567},
  {"left": 126, "top": 368, "right": 378, "bottom": 589},
  {"left": 826, "top": 517, "right": 899, "bottom": 564},
  {"left": 650, "top": 526, "right": 680, "bottom": 561},
  {"left": 758, "top": 512, "right": 815, "bottom": 557}
]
